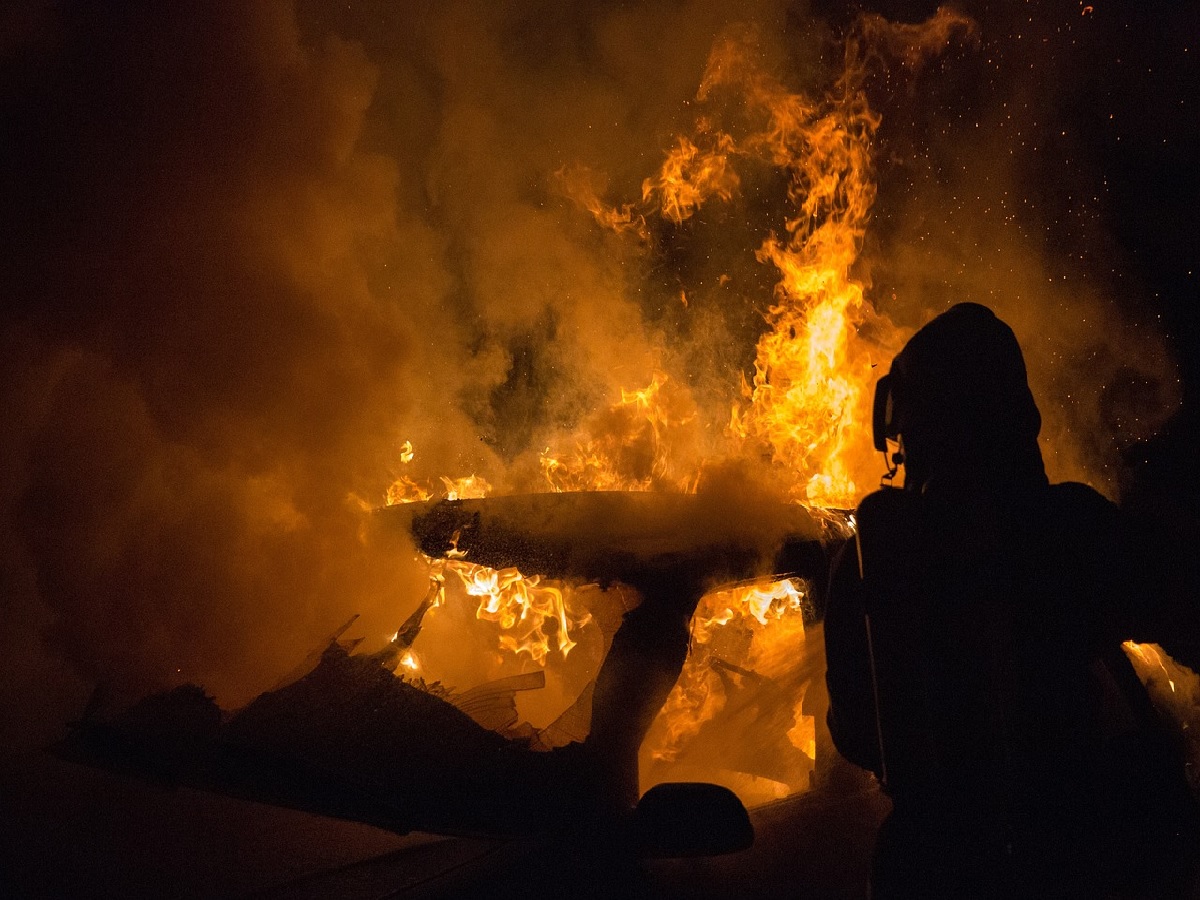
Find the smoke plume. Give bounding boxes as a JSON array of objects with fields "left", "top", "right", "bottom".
[{"left": 0, "top": 0, "right": 1180, "bottom": 751}]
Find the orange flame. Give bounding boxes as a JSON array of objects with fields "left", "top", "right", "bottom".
[
  {"left": 387, "top": 11, "right": 977, "bottom": 800},
  {"left": 643, "top": 133, "right": 740, "bottom": 225},
  {"left": 1124, "top": 641, "right": 1178, "bottom": 695},
  {"left": 439, "top": 474, "right": 492, "bottom": 501},
  {"left": 1124, "top": 641, "right": 1200, "bottom": 794},
  {"left": 714, "top": 28, "right": 895, "bottom": 507},
  {"left": 565, "top": 25, "right": 916, "bottom": 505},
  {"left": 383, "top": 441, "right": 492, "bottom": 506},
  {"left": 418, "top": 550, "right": 592, "bottom": 666},
  {"left": 385, "top": 476, "right": 432, "bottom": 506},
  {"left": 539, "top": 372, "right": 702, "bottom": 493},
  {"left": 649, "top": 578, "right": 813, "bottom": 763},
  {"left": 384, "top": 446, "right": 592, "bottom": 667},
  {"left": 555, "top": 164, "right": 648, "bottom": 238}
]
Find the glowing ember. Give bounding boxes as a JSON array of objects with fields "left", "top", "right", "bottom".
[
  {"left": 1124, "top": 641, "right": 1200, "bottom": 793},
  {"left": 1125, "top": 640, "right": 1177, "bottom": 694}
]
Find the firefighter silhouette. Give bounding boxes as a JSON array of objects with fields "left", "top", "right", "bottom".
[{"left": 823, "top": 303, "right": 1197, "bottom": 898}]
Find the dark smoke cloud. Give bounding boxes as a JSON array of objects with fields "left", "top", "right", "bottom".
[{"left": 0, "top": 0, "right": 1185, "bottom": 751}]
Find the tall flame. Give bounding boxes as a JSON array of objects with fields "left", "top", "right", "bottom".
[
  {"left": 380, "top": 11, "right": 978, "bottom": 800},
  {"left": 571, "top": 24, "right": 927, "bottom": 504}
]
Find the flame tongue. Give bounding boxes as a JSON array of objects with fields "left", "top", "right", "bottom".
[
  {"left": 379, "top": 11, "right": 978, "bottom": 801},
  {"left": 556, "top": 24, "right": 917, "bottom": 505},
  {"left": 650, "top": 577, "right": 816, "bottom": 780},
  {"left": 450, "top": 561, "right": 579, "bottom": 660},
  {"left": 691, "top": 28, "right": 896, "bottom": 507},
  {"left": 389, "top": 18, "right": 979, "bottom": 508}
]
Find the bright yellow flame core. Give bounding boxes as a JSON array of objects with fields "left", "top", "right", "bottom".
[
  {"left": 436, "top": 557, "right": 587, "bottom": 662},
  {"left": 389, "top": 27, "right": 913, "bottom": 509},
  {"left": 554, "top": 27, "right": 907, "bottom": 507},
  {"left": 711, "top": 35, "right": 890, "bottom": 507}
]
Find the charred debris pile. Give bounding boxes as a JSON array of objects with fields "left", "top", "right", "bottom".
[{"left": 57, "top": 620, "right": 576, "bottom": 839}]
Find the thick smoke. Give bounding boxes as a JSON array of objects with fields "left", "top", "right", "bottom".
[
  {"left": 1, "top": 2, "right": 441, "bottom": 746},
  {"left": 0, "top": 0, "right": 1180, "bottom": 751}
]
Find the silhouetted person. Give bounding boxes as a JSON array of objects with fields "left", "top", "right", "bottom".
[{"left": 824, "top": 304, "right": 1197, "bottom": 898}]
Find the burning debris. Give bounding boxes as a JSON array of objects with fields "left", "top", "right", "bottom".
[
  {"left": 352, "top": 12, "right": 975, "bottom": 808},
  {"left": 59, "top": 485, "right": 849, "bottom": 852},
  {"left": 1125, "top": 642, "right": 1200, "bottom": 796},
  {"left": 388, "top": 490, "right": 842, "bottom": 804}
]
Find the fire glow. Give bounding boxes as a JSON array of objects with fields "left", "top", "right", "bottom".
[
  {"left": 358, "top": 6, "right": 1199, "bottom": 809},
  {"left": 654, "top": 578, "right": 815, "bottom": 766},
  {"left": 6, "top": 1, "right": 1194, "bottom": 850},
  {"left": 377, "top": 13, "right": 976, "bottom": 798},
  {"left": 449, "top": 560, "right": 581, "bottom": 661}
]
